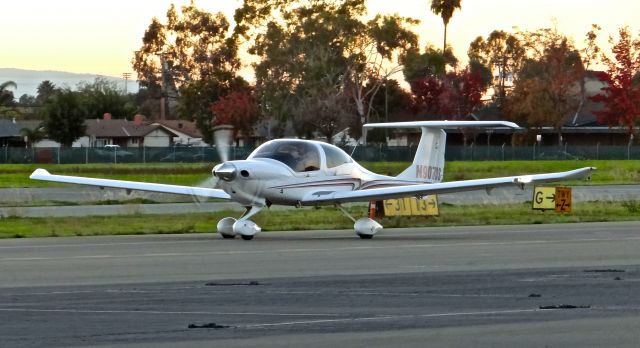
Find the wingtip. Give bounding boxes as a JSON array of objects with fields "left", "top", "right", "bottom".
[{"left": 30, "top": 168, "right": 51, "bottom": 179}]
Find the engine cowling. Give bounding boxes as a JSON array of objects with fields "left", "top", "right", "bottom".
[{"left": 354, "top": 218, "right": 383, "bottom": 239}]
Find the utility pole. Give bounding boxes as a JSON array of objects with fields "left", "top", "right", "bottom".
[
  {"left": 159, "top": 53, "right": 170, "bottom": 120},
  {"left": 122, "top": 72, "right": 131, "bottom": 94}
]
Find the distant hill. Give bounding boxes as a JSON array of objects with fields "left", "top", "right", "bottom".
[{"left": 0, "top": 68, "right": 139, "bottom": 99}]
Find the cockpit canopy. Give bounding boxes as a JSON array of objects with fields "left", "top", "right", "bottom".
[{"left": 249, "top": 140, "right": 352, "bottom": 172}]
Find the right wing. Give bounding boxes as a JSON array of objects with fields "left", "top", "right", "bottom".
[
  {"left": 30, "top": 169, "right": 231, "bottom": 199},
  {"left": 301, "top": 167, "right": 595, "bottom": 205}
]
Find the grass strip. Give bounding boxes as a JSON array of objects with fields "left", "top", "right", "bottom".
[
  {"left": 1, "top": 201, "right": 638, "bottom": 239},
  {"left": 2, "top": 160, "right": 636, "bottom": 188}
]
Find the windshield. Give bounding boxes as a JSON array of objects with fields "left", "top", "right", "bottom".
[{"left": 251, "top": 141, "right": 321, "bottom": 172}]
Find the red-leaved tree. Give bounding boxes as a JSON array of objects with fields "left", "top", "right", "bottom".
[
  {"left": 441, "top": 69, "right": 486, "bottom": 119},
  {"left": 590, "top": 27, "right": 640, "bottom": 133},
  {"left": 210, "top": 90, "right": 259, "bottom": 140},
  {"left": 410, "top": 67, "right": 487, "bottom": 120}
]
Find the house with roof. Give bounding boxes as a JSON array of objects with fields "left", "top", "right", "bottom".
[
  {"left": 152, "top": 120, "right": 208, "bottom": 147},
  {"left": 84, "top": 114, "right": 177, "bottom": 147},
  {"left": 0, "top": 118, "right": 41, "bottom": 147}
]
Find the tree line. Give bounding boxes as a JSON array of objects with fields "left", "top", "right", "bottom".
[{"left": 2, "top": 0, "right": 639, "bottom": 147}]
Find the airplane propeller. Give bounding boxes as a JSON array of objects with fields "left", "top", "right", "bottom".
[
  {"left": 213, "top": 124, "right": 234, "bottom": 163},
  {"left": 190, "top": 125, "right": 235, "bottom": 205}
]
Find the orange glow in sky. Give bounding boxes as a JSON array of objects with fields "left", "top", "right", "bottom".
[{"left": 2, "top": 0, "right": 639, "bottom": 77}]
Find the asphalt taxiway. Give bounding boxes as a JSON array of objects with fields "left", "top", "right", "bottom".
[{"left": 1, "top": 221, "right": 640, "bottom": 347}]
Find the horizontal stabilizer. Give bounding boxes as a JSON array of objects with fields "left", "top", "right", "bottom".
[{"left": 363, "top": 120, "right": 520, "bottom": 130}]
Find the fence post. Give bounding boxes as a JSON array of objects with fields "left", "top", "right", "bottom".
[
  {"left": 57, "top": 147, "right": 60, "bottom": 164},
  {"left": 501, "top": 143, "right": 506, "bottom": 161},
  {"left": 596, "top": 142, "right": 599, "bottom": 160},
  {"left": 85, "top": 146, "right": 88, "bottom": 164},
  {"left": 4, "top": 145, "right": 7, "bottom": 163},
  {"left": 532, "top": 143, "right": 536, "bottom": 160},
  {"left": 470, "top": 143, "right": 475, "bottom": 161},
  {"left": 143, "top": 146, "right": 146, "bottom": 164},
  {"left": 564, "top": 142, "right": 568, "bottom": 160}
]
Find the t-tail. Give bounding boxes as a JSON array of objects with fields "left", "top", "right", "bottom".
[{"left": 363, "top": 121, "right": 520, "bottom": 183}]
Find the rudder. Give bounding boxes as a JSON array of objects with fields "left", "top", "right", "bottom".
[{"left": 396, "top": 127, "right": 446, "bottom": 183}]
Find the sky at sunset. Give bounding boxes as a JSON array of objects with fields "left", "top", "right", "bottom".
[{"left": 2, "top": 0, "right": 639, "bottom": 78}]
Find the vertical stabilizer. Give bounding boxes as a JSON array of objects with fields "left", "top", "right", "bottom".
[{"left": 396, "top": 127, "right": 446, "bottom": 183}]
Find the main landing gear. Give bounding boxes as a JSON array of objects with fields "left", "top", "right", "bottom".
[
  {"left": 216, "top": 206, "right": 263, "bottom": 240},
  {"left": 216, "top": 204, "right": 383, "bottom": 240},
  {"left": 335, "top": 204, "right": 383, "bottom": 239}
]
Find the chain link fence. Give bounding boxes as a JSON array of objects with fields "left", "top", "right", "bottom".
[{"left": 1, "top": 144, "right": 638, "bottom": 164}]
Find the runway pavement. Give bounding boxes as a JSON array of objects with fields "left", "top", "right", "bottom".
[{"left": 1, "top": 222, "right": 640, "bottom": 347}]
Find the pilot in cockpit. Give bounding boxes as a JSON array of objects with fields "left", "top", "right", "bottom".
[{"left": 289, "top": 143, "right": 320, "bottom": 172}]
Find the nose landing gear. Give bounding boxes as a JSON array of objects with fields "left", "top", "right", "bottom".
[{"left": 216, "top": 206, "right": 263, "bottom": 240}]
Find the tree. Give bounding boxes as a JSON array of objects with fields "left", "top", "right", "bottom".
[
  {"left": 506, "top": 39, "right": 585, "bottom": 144},
  {"left": 346, "top": 14, "right": 419, "bottom": 127},
  {"left": 18, "top": 94, "right": 37, "bottom": 107},
  {"left": 295, "top": 84, "right": 355, "bottom": 141},
  {"left": 468, "top": 30, "right": 526, "bottom": 106},
  {"left": 368, "top": 78, "right": 412, "bottom": 123},
  {"left": 402, "top": 45, "right": 455, "bottom": 84},
  {"left": 178, "top": 76, "right": 248, "bottom": 144},
  {"left": 233, "top": 0, "right": 418, "bottom": 138},
  {"left": 590, "top": 26, "right": 640, "bottom": 133},
  {"left": 0, "top": 81, "right": 17, "bottom": 106},
  {"left": 76, "top": 77, "right": 136, "bottom": 119},
  {"left": 210, "top": 90, "right": 260, "bottom": 143},
  {"left": 409, "top": 62, "right": 490, "bottom": 121},
  {"left": 402, "top": 36, "right": 490, "bottom": 121},
  {"left": 20, "top": 125, "right": 46, "bottom": 148},
  {"left": 133, "top": 0, "right": 243, "bottom": 134},
  {"left": 570, "top": 24, "right": 602, "bottom": 125},
  {"left": 410, "top": 75, "right": 446, "bottom": 118},
  {"left": 430, "top": 0, "right": 462, "bottom": 51},
  {"left": 133, "top": 2, "right": 239, "bottom": 90},
  {"left": 441, "top": 64, "right": 491, "bottom": 119},
  {"left": 41, "top": 89, "right": 86, "bottom": 147},
  {"left": 36, "top": 80, "right": 56, "bottom": 106}
]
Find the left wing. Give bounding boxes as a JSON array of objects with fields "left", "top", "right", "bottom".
[
  {"left": 301, "top": 167, "right": 595, "bottom": 205},
  {"left": 30, "top": 169, "right": 231, "bottom": 199}
]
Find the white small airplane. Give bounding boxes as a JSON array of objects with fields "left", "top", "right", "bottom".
[{"left": 30, "top": 121, "right": 594, "bottom": 240}]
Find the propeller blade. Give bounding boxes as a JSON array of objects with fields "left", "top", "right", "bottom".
[{"left": 213, "top": 125, "right": 233, "bottom": 163}]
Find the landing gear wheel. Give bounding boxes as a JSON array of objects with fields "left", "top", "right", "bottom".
[
  {"left": 240, "top": 234, "right": 254, "bottom": 241},
  {"left": 220, "top": 233, "right": 236, "bottom": 239},
  {"left": 358, "top": 234, "right": 374, "bottom": 239}
]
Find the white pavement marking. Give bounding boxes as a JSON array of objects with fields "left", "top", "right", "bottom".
[{"left": 241, "top": 308, "right": 546, "bottom": 328}]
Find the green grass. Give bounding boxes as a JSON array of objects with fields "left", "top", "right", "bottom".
[
  {"left": 4, "top": 160, "right": 610, "bottom": 207},
  {"left": 1, "top": 201, "right": 638, "bottom": 239},
  {"left": 362, "top": 160, "right": 640, "bottom": 184},
  {"left": 0, "top": 163, "right": 212, "bottom": 187},
  {"left": 0, "top": 160, "right": 635, "bottom": 187}
]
